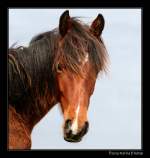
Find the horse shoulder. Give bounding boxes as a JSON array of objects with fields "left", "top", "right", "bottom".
[{"left": 9, "top": 105, "right": 31, "bottom": 149}]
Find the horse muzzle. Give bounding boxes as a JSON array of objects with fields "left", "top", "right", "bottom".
[{"left": 64, "top": 119, "right": 89, "bottom": 142}]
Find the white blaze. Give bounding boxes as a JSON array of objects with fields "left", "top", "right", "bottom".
[
  {"left": 79, "top": 53, "right": 89, "bottom": 64},
  {"left": 70, "top": 54, "right": 88, "bottom": 135},
  {"left": 83, "top": 53, "right": 89, "bottom": 64},
  {"left": 84, "top": 53, "right": 89, "bottom": 63},
  {"left": 71, "top": 104, "right": 80, "bottom": 135}
]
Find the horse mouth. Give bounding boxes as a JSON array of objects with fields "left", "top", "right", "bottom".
[
  {"left": 64, "top": 136, "right": 82, "bottom": 142},
  {"left": 64, "top": 131, "right": 83, "bottom": 142},
  {"left": 64, "top": 130, "right": 82, "bottom": 142}
]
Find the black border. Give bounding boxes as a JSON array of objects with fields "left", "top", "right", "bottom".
[{"left": 1, "top": 0, "right": 144, "bottom": 157}]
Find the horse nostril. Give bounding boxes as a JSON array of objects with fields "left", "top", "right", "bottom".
[
  {"left": 84, "top": 121, "right": 89, "bottom": 134},
  {"left": 64, "top": 119, "right": 73, "bottom": 137},
  {"left": 64, "top": 119, "right": 72, "bottom": 130}
]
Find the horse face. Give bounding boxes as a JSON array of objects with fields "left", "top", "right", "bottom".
[
  {"left": 56, "top": 58, "right": 96, "bottom": 142},
  {"left": 55, "top": 10, "right": 105, "bottom": 142}
]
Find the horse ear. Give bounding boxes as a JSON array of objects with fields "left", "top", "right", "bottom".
[
  {"left": 90, "top": 14, "right": 105, "bottom": 38},
  {"left": 59, "top": 10, "right": 71, "bottom": 37}
]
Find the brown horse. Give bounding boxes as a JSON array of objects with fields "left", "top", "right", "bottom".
[{"left": 8, "top": 10, "right": 108, "bottom": 149}]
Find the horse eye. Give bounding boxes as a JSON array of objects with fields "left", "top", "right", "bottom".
[{"left": 56, "top": 64, "right": 63, "bottom": 72}]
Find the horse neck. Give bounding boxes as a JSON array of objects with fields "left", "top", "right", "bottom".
[
  {"left": 19, "top": 93, "right": 58, "bottom": 132},
  {"left": 9, "top": 44, "right": 59, "bottom": 131}
]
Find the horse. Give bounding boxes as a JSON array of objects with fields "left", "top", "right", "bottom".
[{"left": 8, "top": 10, "right": 108, "bottom": 149}]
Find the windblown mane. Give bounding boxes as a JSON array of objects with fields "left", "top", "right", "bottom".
[
  {"left": 30, "top": 18, "right": 108, "bottom": 75},
  {"left": 8, "top": 17, "right": 108, "bottom": 114}
]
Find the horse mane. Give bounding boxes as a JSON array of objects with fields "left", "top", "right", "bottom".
[
  {"left": 8, "top": 32, "right": 59, "bottom": 114},
  {"left": 56, "top": 18, "right": 108, "bottom": 75},
  {"left": 8, "top": 17, "right": 108, "bottom": 115},
  {"left": 30, "top": 18, "right": 108, "bottom": 75}
]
